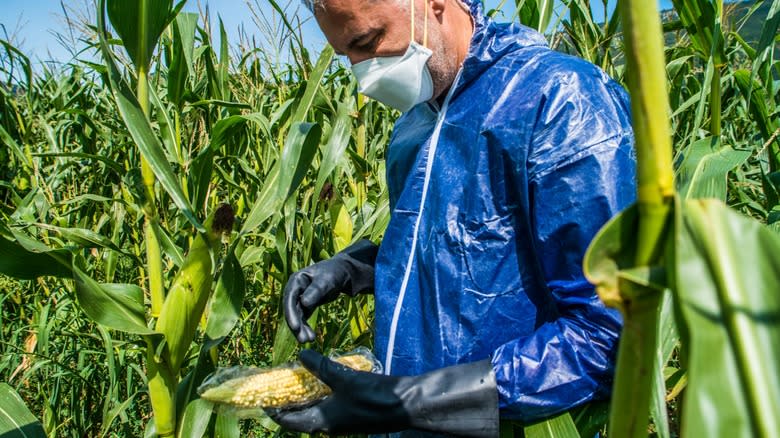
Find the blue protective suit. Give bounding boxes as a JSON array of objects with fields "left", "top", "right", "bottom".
[{"left": 372, "top": 1, "right": 636, "bottom": 424}]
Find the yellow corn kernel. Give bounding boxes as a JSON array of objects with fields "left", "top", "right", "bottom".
[{"left": 199, "top": 352, "right": 375, "bottom": 409}]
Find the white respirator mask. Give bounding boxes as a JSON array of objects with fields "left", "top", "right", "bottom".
[{"left": 350, "top": 0, "right": 433, "bottom": 112}]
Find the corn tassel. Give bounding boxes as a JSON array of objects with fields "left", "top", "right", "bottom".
[{"left": 155, "top": 204, "right": 234, "bottom": 374}]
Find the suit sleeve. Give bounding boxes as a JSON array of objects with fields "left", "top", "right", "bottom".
[{"left": 490, "top": 63, "right": 637, "bottom": 423}]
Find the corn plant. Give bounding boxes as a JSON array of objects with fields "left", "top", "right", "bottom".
[
  {"left": 2, "top": 0, "right": 390, "bottom": 434},
  {"left": 584, "top": 1, "right": 780, "bottom": 438},
  {"left": 559, "top": 0, "right": 623, "bottom": 76}
]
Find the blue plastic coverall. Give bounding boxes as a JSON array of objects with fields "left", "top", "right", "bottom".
[{"left": 373, "top": 0, "right": 636, "bottom": 423}]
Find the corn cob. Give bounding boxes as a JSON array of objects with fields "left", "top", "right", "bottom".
[
  {"left": 155, "top": 204, "right": 234, "bottom": 374},
  {"left": 198, "top": 351, "right": 376, "bottom": 410},
  {"left": 146, "top": 340, "right": 177, "bottom": 437}
]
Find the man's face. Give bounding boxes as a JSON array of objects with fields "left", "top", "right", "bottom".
[{"left": 314, "top": 0, "right": 461, "bottom": 101}]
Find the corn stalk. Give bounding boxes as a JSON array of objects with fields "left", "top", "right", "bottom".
[
  {"left": 96, "top": 1, "right": 239, "bottom": 436},
  {"left": 585, "top": 0, "right": 675, "bottom": 436},
  {"left": 623, "top": 0, "right": 676, "bottom": 420}
]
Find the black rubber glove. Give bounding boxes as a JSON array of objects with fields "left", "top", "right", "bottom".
[
  {"left": 269, "top": 349, "right": 499, "bottom": 437},
  {"left": 283, "top": 239, "right": 378, "bottom": 343}
]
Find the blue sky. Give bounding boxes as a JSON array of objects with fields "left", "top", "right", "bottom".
[
  {"left": 0, "top": 0, "right": 675, "bottom": 68},
  {"left": 0, "top": 0, "right": 326, "bottom": 68}
]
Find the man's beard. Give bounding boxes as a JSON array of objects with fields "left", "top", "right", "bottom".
[{"left": 424, "top": 24, "right": 460, "bottom": 101}]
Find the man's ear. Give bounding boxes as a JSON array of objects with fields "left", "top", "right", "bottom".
[{"left": 430, "top": 0, "right": 446, "bottom": 18}]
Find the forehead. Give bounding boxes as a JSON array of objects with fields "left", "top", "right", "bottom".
[{"left": 315, "top": 0, "right": 408, "bottom": 43}]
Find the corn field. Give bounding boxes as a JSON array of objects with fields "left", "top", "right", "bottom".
[{"left": 0, "top": 0, "right": 778, "bottom": 436}]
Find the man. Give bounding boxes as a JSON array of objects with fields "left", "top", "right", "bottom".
[{"left": 273, "top": 0, "right": 636, "bottom": 435}]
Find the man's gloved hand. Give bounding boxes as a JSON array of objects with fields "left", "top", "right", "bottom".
[
  {"left": 269, "top": 349, "right": 499, "bottom": 437},
  {"left": 283, "top": 240, "right": 378, "bottom": 343}
]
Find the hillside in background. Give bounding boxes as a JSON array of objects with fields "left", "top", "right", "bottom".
[
  {"left": 661, "top": 0, "right": 778, "bottom": 47},
  {"left": 725, "top": 0, "right": 777, "bottom": 44}
]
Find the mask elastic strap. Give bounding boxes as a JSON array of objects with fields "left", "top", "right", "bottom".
[
  {"left": 410, "top": 0, "right": 429, "bottom": 47},
  {"left": 410, "top": 0, "right": 415, "bottom": 43},
  {"left": 423, "top": 1, "right": 428, "bottom": 47}
]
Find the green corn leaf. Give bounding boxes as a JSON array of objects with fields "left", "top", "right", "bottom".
[
  {"left": 313, "top": 99, "right": 354, "bottom": 202},
  {"left": 0, "top": 229, "right": 72, "bottom": 279},
  {"left": 205, "top": 248, "right": 246, "bottom": 341},
  {"left": 174, "top": 347, "right": 218, "bottom": 432},
  {"left": 238, "top": 244, "right": 265, "bottom": 267},
  {"left": 279, "top": 122, "right": 323, "bottom": 199},
  {"left": 209, "top": 113, "right": 273, "bottom": 154},
  {"left": 729, "top": 31, "right": 757, "bottom": 60},
  {"left": 331, "top": 203, "right": 353, "bottom": 252},
  {"left": 214, "top": 413, "right": 240, "bottom": 438},
  {"left": 353, "top": 199, "right": 391, "bottom": 243},
  {"left": 584, "top": 203, "right": 670, "bottom": 438},
  {"left": 270, "top": 98, "right": 296, "bottom": 129},
  {"left": 733, "top": 69, "right": 779, "bottom": 170},
  {"left": 241, "top": 122, "right": 322, "bottom": 234},
  {"left": 105, "top": 202, "right": 126, "bottom": 283},
  {"left": 570, "top": 401, "right": 609, "bottom": 438},
  {"left": 523, "top": 412, "right": 580, "bottom": 438},
  {"left": 291, "top": 45, "right": 335, "bottom": 124},
  {"left": 538, "top": 0, "right": 555, "bottom": 33},
  {"left": 201, "top": 41, "right": 221, "bottom": 103},
  {"left": 98, "top": 0, "right": 203, "bottom": 232},
  {"left": 189, "top": 99, "right": 252, "bottom": 110},
  {"left": 751, "top": 0, "right": 780, "bottom": 88},
  {"left": 0, "top": 239, "right": 71, "bottom": 279},
  {"left": 675, "top": 137, "right": 751, "bottom": 200},
  {"left": 650, "top": 292, "right": 677, "bottom": 438},
  {"left": 266, "top": 0, "right": 305, "bottom": 55},
  {"left": 761, "top": 171, "right": 780, "bottom": 210},
  {"left": 691, "top": 55, "right": 714, "bottom": 133},
  {"left": 72, "top": 263, "right": 156, "bottom": 335},
  {"left": 178, "top": 13, "right": 198, "bottom": 78},
  {"left": 584, "top": 205, "right": 664, "bottom": 311},
  {"left": 669, "top": 0, "right": 726, "bottom": 63},
  {"left": 673, "top": 198, "right": 780, "bottom": 437},
  {"left": 237, "top": 165, "right": 281, "bottom": 235},
  {"left": 0, "top": 124, "right": 32, "bottom": 168},
  {"left": 150, "top": 220, "right": 184, "bottom": 268},
  {"left": 148, "top": 84, "right": 180, "bottom": 165},
  {"left": 9, "top": 189, "right": 50, "bottom": 225},
  {"left": 0, "top": 383, "right": 46, "bottom": 438},
  {"left": 192, "top": 112, "right": 272, "bottom": 215},
  {"left": 768, "top": 207, "right": 780, "bottom": 232},
  {"left": 0, "top": 39, "right": 32, "bottom": 90},
  {"left": 217, "top": 18, "right": 230, "bottom": 101},
  {"left": 515, "top": 0, "right": 541, "bottom": 30},
  {"left": 33, "top": 223, "right": 136, "bottom": 260},
  {"left": 99, "top": 393, "right": 139, "bottom": 438},
  {"left": 32, "top": 152, "right": 124, "bottom": 174},
  {"left": 106, "top": 0, "right": 174, "bottom": 73},
  {"left": 271, "top": 312, "right": 299, "bottom": 366},
  {"left": 177, "top": 398, "right": 212, "bottom": 438},
  {"left": 167, "top": 12, "right": 198, "bottom": 108},
  {"left": 347, "top": 296, "right": 371, "bottom": 342}
]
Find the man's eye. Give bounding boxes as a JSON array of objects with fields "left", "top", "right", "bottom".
[
  {"left": 357, "top": 40, "right": 376, "bottom": 52},
  {"left": 357, "top": 35, "right": 381, "bottom": 52}
]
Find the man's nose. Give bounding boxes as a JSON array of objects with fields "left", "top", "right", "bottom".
[{"left": 348, "top": 53, "right": 373, "bottom": 66}]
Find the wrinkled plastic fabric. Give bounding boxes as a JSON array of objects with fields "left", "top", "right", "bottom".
[{"left": 373, "top": 0, "right": 636, "bottom": 425}]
